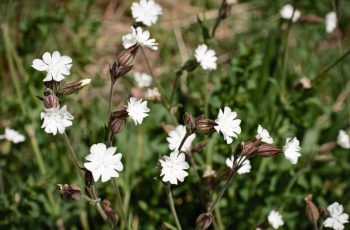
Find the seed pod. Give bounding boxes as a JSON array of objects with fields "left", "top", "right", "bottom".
[
  {"left": 196, "top": 212, "right": 214, "bottom": 230},
  {"left": 43, "top": 94, "right": 60, "bottom": 109},
  {"left": 304, "top": 194, "right": 320, "bottom": 223},
  {"left": 57, "top": 79, "right": 91, "bottom": 96},
  {"left": 256, "top": 144, "right": 281, "bottom": 157},
  {"left": 183, "top": 113, "right": 196, "bottom": 134},
  {"left": 57, "top": 184, "right": 82, "bottom": 201},
  {"left": 195, "top": 115, "right": 217, "bottom": 135}
]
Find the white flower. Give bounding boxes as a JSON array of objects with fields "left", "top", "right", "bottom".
[
  {"left": 283, "top": 137, "right": 301, "bottom": 164},
  {"left": 194, "top": 44, "right": 217, "bottom": 70},
  {"left": 145, "top": 87, "right": 161, "bottom": 100},
  {"left": 337, "top": 130, "right": 350, "bottom": 149},
  {"left": 84, "top": 143, "right": 123, "bottom": 182},
  {"left": 167, "top": 125, "right": 196, "bottom": 152},
  {"left": 159, "top": 151, "right": 189, "bottom": 184},
  {"left": 0, "top": 128, "right": 25, "bottom": 143},
  {"left": 131, "top": 0, "right": 162, "bottom": 26},
  {"left": 225, "top": 155, "right": 251, "bottom": 174},
  {"left": 40, "top": 105, "right": 73, "bottom": 135},
  {"left": 126, "top": 97, "right": 150, "bottom": 125},
  {"left": 134, "top": 72, "right": 152, "bottom": 88},
  {"left": 32, "top": 51, "right": 72, "bottom": 82},
  {"left": 214, "top": 107, "right": 241, "bottom": 144},
  {"left": 256, "top": 125, "right": 274, "bottom": 144},
  {"left": 280, "top": 4, "right": 301, "bottom": 22},
  {"left": 268, "top": 210, "right": 284, "bottom": 229},
  {"left": 325, "top": 11, "right": 337, "bottom": 33},
  {"left": 122, "top": 27, "right": 158, "bottom": 50},
  {"left": 323, "top": 202, "right": 349, "bottom": 230}
]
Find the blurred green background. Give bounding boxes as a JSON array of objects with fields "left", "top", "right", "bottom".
[{"left": 0, "top": 0, "right": 349, "bottom": 229}]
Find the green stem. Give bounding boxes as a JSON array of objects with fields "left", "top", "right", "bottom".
[
  {"left": 165, "top": 183, "right": 182, "bottom": 230},
  {"left": 25, "top": 126, "right": 46, "bottom": 175},
  {"left": 112, "top": 178, "right": 130, "bottom": 230}
]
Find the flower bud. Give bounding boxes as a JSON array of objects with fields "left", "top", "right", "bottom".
[
  {"left": 196, "top": 212, "right": 214, "bottom": 230},
  {"left": 304, "top": 194, "right": 320, "bottom": 223},
  {"left": 82, "top": 168, "right": 93, "bottom": 187},
  {"left": 256, "top": 144, "right": 281, "bottom": 157},
  {"left": 176, "top": 59, "right": 199, "bottom": 76},
  {"left": 57, "top": 79, "right": 91, "bottom": 96},
  {"left": 102, "top": 199, "right": 119, "bottom": 227},
  {"left": 195, "top": 115, "right": 217, "bottom": 135},
  {"left": 183, "top": 113, "right": 196, "bottom": 134},
  {"left": 110, "top": 119, "right": 126, "bottom": 134},
  {"left": 44, "top": 80, "right": 61, "bottom": 93},
  {"left": 109, "top": 107, "right": 128, "bottom": 134},
  {"left": 117, "top": 45, "right": 139, "bottom": 67},
  {"left": 241, "top": 139, "right": 262, "bottom": 157},
  {"left": 57, "top": 184, "right": 82, "bottom": 201},
  {"left": 43, "top": 94, "right": 59, "bottom": 109}
]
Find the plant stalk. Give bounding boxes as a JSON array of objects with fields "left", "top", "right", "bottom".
[{"left": 165, "top": 183, "right": 182, "bottom": 230}]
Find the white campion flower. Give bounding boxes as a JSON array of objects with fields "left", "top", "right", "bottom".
[
  {"left": 32, "top": 51, "right": 72, "bottom": 82},
  {"left": 167, "top": 125, "right": 196, "bottom": 152},
  {"left": 225, "top": 155, "right": 251, "bottom": 174},
  {"left": 268, "top": 210, "right": 284, "bottom": 229},
  {"left": 159, "top": 151, "right": 189, "bottom": 185},
  {"left": 325, "top": 11, "right": 337, "bottom": 33},
  {"left": 134, "top": 72, "right": 153, "bottom": 88},
  {"left": 337, "top": 130, "right": 350, "bottom": 149},
  {"left": 279, "top": 4, "right": 301, "bottom": 22},
  {"left": 84, "top": 143, "right": 123, "bottom": 182},
  {"left": 283, "top": 137, "right": 301, "bottom": 164},
  {"left": 256, "top": 124, "right": 274, "bottom": 144},
  {"left": 323, "top": 202, "right": 349, "bottom": 230},
  {"left": 194, "top": 44, "right": 217, "bottom": 71},
  {"left": 126, "top": 97, "right": 150, "bottom": 125},
  {"left": 214, "top": 107, "right": 241, "bottom": 144},
  {"left": 40, "top": 105, "right": 73, "bottom": 135},
  {"left": 122, "top": 27, "right": 158, "bottom": 50},
  {"left": 0, "top": 128, "right": 25, "bottom": 143},
  {"left": 131, "top": 0, "right": 162, "bottom": 26}
]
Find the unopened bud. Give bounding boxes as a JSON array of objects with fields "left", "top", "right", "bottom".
[
  {"left": 82, "top": 168, "right": 93, "bottom": 187},
  {"left": 102, "top": 199, "right": 119, "bottom": 227},
  {"left": 195, "top": 115, "right": 217, "bottom": 135},
  {"left": 176, "top": 59, "right": 199, "bottom": 76},
  {"left": 109, "top": 107, "right": 128, "bottom": 134},
  {"left": 183, "top": 113, "right": 196, "bottom": 134},
  {"left": 44, "top": 94, "right": 59, "bottom": 109},
  {"left": 57, "top": 79, "right": 91, "bottom": 96},
  {"left": 305, "top": 194, "right": 320, "bottom": 223},
  {"left": 196, "top": 212, "right": 214, "bottom": 230},
  {"left": 117, "top": 45, "right": 139, "bottom": 66},
  {"left": 241, "top": 139, "right": 262, "bottom": 157},
  {"left": 256, "top": 144, "right": 281, "bottom": 157},
  {"left": 44, "top": 80, "right": 61, "bottom": 93},
  {"left": 57, "top": 184, "right": 82, "bottom": 201}
]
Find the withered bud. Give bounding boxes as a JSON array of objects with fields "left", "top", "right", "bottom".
[
  {"left": 44, "top": 94, "right": 59, "bottom": 109},
  {"left": 304, "top": 194, "right": 320, "bottom": 223},
  {"left": 57, "top": 184, "right": 82, "bottom": 201},
  {"left": 109, "top": 107, "right": 128, "bottom": 134},
  {"left": 110, "top": 45, "right": 139, "bottom": 83},
  {"left": 195, "top": 115, "right": 217, "bottom": 135},
  {"left": 102, "top": 199, "right": 119, "bottom": 227},
  {"left": 57, "top": 79, "right": 91, "bottom": 96},
  {"left": 183, "top": 113, "right": 196, "bottom": 134},
  {"left": 256, "top": 144, "right": 282, "bottom": 157},
  {"left": 241, "top": 139, "right": 262, "bottom": 157},
  {"left": 196, "top": 212, "right": 214, "bottom": 230},
  {"left": 82, "top": 168, "right": 93, "bottom": 187}
]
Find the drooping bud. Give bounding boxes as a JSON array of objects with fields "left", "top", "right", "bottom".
[
  {"left": 57, "top": 79, "right": 91, "bottom": 96},
  {"left": 43, "top": 94, "right": 59, "bottom": 109},
  {"left": 196, "top": 212, "right": 214, "bottom": 230},
  {"left": 195, "top": 115, "right": 217, "bottom": 135},
  {"left": 241, "top": 139, "right": 262, "bottom": 157},
  {"left": 110, "top": 45, "right": 139, "bottom": 83},
  {"left": 102, "top": 199, "right": 119, "bottom": 227},
  {"left": 109, "top": 107, "right": 128, "bottom": 134},
  {"left": 183, "top": 113, "right": 196, "bottom": 134},
  {"left": 304, "top": 194, "right": 320, "bottom": 223},
  {"left": 57, "top": 184, "right": 82, "bottom": 201},
  {"left": 256, "top": 144, "right": 281, "bottom": 157}
]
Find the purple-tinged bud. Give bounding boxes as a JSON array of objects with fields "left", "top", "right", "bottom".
[
  {"left": 110, "top": 119, "right": 126, "bottom": 134},
  {"left": 109, "top": 107, "right": 128, "bottom": 134},
  {"left": 195, "top": 115, "right": 217, "bottom": 135},
  {"left": 57, "top": 184, "right": 82, "bottom": 201},
  {"left": 304, "top": 194, "right": 320, "bottom": 223},
  {"left": 256, "top": 144, "right": 281, "bottom": 157},
  {"left": 43, "top": 94, "right": 59, "bottom": 109},
  {"left": 117, "top": 45, "right": 139, "bottom": 67},
  {"left": 183, "top": 113, "right": 196, "bottom": 134},
  {"left": 44, "top": 80, "right": 61, "bottom": 93},
  {"left": 57, "top": 79, "right": 91, "bottom": 96},
  {"left": 102, "top": 199, "right": 119, "bottom": 227},
  {"left": 241, "top": 139, "right": 262, "bottom": 157},
  {"left": 196, "top": 212, "right": 214, "bottom": 230}
]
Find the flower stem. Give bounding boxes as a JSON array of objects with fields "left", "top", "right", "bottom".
[
  {"left": 112, "top": 178, "right": 130, "bottom": 230},
  {"left": 108, "top": 82, "right": 114, "bottom": 118},
  {"left": 140, "top": 47, "right": 178, "bottom": 124},
  {"left": 165, "top": 183, "right": 182, "bottom": 230},
  {"left": 177, "top": 133, "right": 189, "bottom": 152}
]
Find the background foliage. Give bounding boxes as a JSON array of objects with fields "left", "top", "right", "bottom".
[{"left": 0, "top": 0, "right": 349, "bottom": 229}]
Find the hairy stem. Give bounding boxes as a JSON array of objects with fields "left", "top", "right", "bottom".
[
  {"left": 112, "top": 178, "right": 130, "bottom": 230},
  {"left": 165, "top": 183, "right": 182, "bottom": 230}
]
